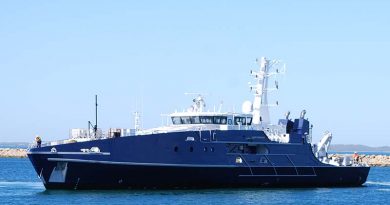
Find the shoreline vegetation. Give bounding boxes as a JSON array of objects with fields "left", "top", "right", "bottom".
[{"left": 1, "top": 148, "right": 389, "bottom": 167}]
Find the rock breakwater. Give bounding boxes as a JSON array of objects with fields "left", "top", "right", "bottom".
[
  {"left": 0, "top": 148, "right": 27, "bottom": 158},
  {"left": 329, "top": 154, "right": 390, "bottom": 167}
]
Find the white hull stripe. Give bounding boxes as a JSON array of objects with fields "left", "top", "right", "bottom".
[
  {"left": 47, "top": 158, "right": 236, "bottom": 168},
  {"left": 28, "top": 152, "right": 110, "bottom": 155},
  {"left": 45, "top": 158, "right": 368, "bottom": 169}
]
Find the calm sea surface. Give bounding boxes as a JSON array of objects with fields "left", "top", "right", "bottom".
[{"left": 0, "top": 158, "right": 389, "bottom": 205}]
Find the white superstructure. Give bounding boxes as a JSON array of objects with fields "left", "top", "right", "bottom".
[{"left": 136, "top": 57, "right": 287, "bottom": 138}]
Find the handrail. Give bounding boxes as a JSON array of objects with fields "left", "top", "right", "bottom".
[{"left": 28, "top": 134, "right": 110, "bottom": 149}]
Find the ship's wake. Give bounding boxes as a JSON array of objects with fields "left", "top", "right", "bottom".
[
  {"left": 365, "top": 181, "right": 390, "bottom": 186},
  {"left": 0, "top": 181, "right": 43, "bottom": 188}
]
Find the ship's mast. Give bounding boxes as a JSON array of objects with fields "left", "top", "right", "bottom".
[
  {"left": 250, "top": 57, "right": 284, "bottom": 126},
  {"left": 251, "top": 57, "right": 268, "bottom": 125},
  {"left": 134, "top": 111, "right": 141, "bottom": 132},
  {"left": 95, "top": 95, "right": 98, "bottom": 134}
]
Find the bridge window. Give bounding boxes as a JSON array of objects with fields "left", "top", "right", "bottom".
[
  {"left": 200, "top": 116, "right": 213, "bottom": 124},
  {"left": 234, "top": 117, "right": 246, "bottom": 125},
  {"left": 213, "top": 116, "right": 227, "bottom": 124},
  {"left": 189, "top": 146, "right": 194, "bottom": 152},
  {"left": 172, "top": 116, "right": 229, "bottom": 125},
  {"left": 246, "top": 117, "right": 253, "bottom": 125},
  {"left": 192, "top": 116, "right": 200, "bottom": 124},
  {"left": 181, "top": 117, "right": 191, "bottom": 124},
  {"left": 234, "top": 117, "right": 252, "bottom": 125},
  {"left": 172, "top": 117, "right": 181, "bottom": 125}
]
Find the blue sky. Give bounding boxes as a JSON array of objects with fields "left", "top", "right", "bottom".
[{"left": 0, "top": 1, "right": 389, "bottom": 146}]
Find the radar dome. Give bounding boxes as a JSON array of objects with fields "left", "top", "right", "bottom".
[{"left": 242, "top": 101, "right": 253, "bottom": 114}]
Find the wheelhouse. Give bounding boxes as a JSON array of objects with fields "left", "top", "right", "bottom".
[{"left": 170, "top": 113, "right": 253, "bottom": 126}]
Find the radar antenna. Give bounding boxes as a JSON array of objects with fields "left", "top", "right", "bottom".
[{"left": 184, "top": 92, "right": 208, "bottom": 112}]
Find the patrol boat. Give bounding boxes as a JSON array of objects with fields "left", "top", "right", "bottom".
[{"left": 27, "top": 57, "right": 370, "bottom": 189}]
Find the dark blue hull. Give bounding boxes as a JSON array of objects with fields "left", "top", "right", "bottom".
[
  {"left": 40, "top": 164, "right": 369, "bottom": 190},
  {"left": 27, "top": 129, "right": 370, "bottom": 189}
]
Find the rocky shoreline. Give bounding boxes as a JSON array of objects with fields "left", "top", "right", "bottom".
[
  {"left": 0, "top": 148, "right": 27, "bottom": 158},
  {"left": 329, "top": 154, "right": 390, "bottom": 167},
  {"left": 1, "top": 148, "right": 389, "bottom": 167}
]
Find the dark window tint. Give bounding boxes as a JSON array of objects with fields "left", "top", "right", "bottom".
[
  {"left": 172, "top": 117, "right": 181, "bottom": 125},
  {"left": 234, "top": 117, "right": 247, "bottom": 125},
  {"left": 200, "top": 116, "right": 213, "bottom": 124},
  {"left": 234, "top": 117, "right": 252, "bottom": 125},
  {"left": 246, "top": 117, "right": 253, "bottom": 125},
  {"left": 181, "top": 117, "right": 191, "bottom": 124},
  {"left": 213, "top": 116, "right": 227, "bottom": 124},
  {"left": 192, "top": 116, "right": 200, "bottom": 124}
]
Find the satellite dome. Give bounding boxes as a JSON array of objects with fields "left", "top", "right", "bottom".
[{"left": 242, "top": 101, "right": 253, "bottom": 114}]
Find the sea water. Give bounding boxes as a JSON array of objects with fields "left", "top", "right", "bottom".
[{"left": 0, "top": 158, "right": 389, "bottom": 205}]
